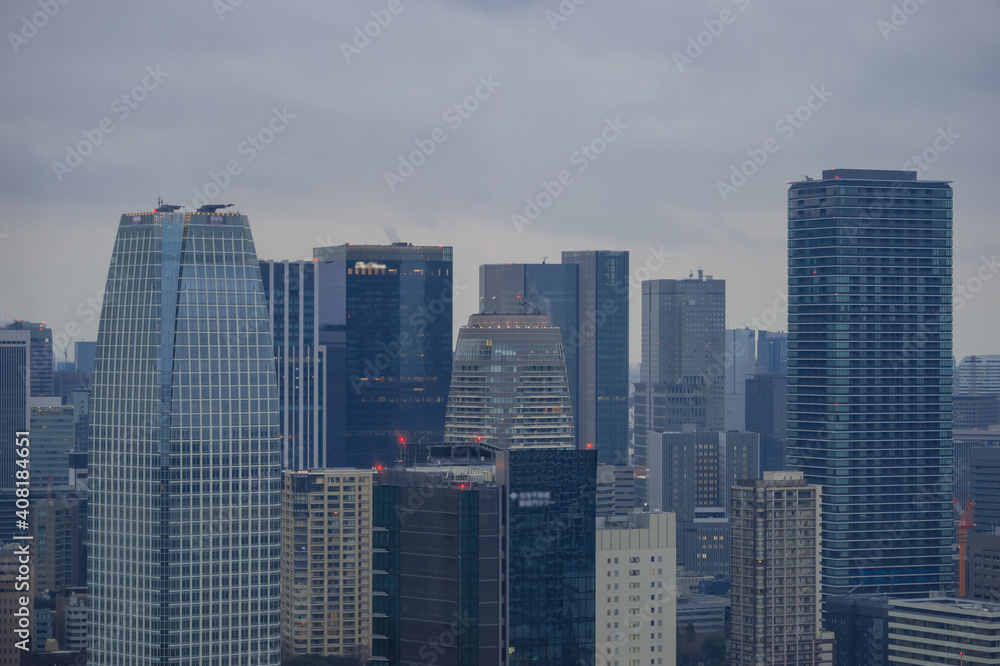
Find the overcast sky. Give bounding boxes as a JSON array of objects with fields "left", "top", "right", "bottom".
[{"left": 1, "top": 0, "right": 997, "bottom": 363}]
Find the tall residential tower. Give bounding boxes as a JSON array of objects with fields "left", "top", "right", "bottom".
[{"left": 787, "top": 169, "right": 954, "bottom": 597}]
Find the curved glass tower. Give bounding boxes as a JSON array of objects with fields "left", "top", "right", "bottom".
[
  {"left": 89, "top": 208, "right": 281, "bottom": 664},
  {"left": 445, "top": 313, "right": 574, "bottom": 449}
]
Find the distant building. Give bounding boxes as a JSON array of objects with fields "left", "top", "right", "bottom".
[
  {"left": 260, "top": 260, "right": 327, "bottom": 470},
  {"left": 481, "top": 261, "right": 580, "bottom": 445},
  {"left": 969, "top": 531, "right": 1000, "bottom": 603},
  {"left": 824, "top": 594, "right": 890, "bottom": 666},
  {"left": 31, "top": 495, "right": 82, "bottom": 593},
  {"left": 0, "top": 543, "right": 33, "bottom": 665},
  {"left": 3, "top": 320, "right": 53, "bottom": 397},
  {"left": 54, "top": 589, "right": 87, "bottom": 652},
  {"left": 888, "top": 598, "right": 1000, "bottom": 663},
  {"left": 725, "top": 329, "right": 756, "bottom": 431},
  {"left": 596, "top": 464, "right": 635, "bottom": 517},
  {"left": 647, "top": 430, "right": 759, "bottom": 577},
  {"left": 562, "top": 250, "right": 630, "bottom": 464},
  {"left": 745, "top": 373, "right": 787, "bottom": 472},
  {"left": 29, "top": 404, "right": 74, "bottom": 492},
  {"left": 675, "top": 594, "right": 729, "bottom": 635},
  {"left": 73, "top": 341, "right": 96, "bottom": 374},
  {"left": 677, "top": 508, "right": 730, "bottom": 578},
  {"left": 953, "top": 394, "right": 1000, "bottom": 429},
  {"left": 480, "top": 251, "right": 630, "bottom": 462},
  {"left": 0, "top": 329, "right": 30, "bottom": 543},
  {"left": 445, "top": 313, "right": 575, "bottom": 449},
  {"left": 754, "top": 330, "right": 787, "bottom": 376},
  {"left": 280, "top": 469, "right": 373, "bottom": 661},
  {"left": 730, "top": 471, "right": 832, "bottom": 665},
  {"left": 971, "top": 445, "right": 1000, "bottom": 533},
  {"left": 315, "top": 243, "right": 453, "bottom": 469},
  {"left": 595, "top": 512, "right": 677, "bottom": 665},
  {"left": 635, "top": 274, "right": 725, "bottom": 504},
  {"left": 955, "top": 355, "right": 1000, "bottom": 395}
]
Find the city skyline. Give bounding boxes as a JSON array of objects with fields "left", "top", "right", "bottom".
[{"left": 0, "top": 3, "right": 997, "bottom": 365}]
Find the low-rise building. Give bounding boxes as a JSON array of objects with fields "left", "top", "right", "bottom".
[{"left": 889, "top": 597, "right": 1000, "bottom": 664}]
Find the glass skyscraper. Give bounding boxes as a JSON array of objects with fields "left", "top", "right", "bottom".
[
  {"left": 787, "top": 169, "right": 954, "bottom": 597},
  {"left": 562, "top": 250, "right": 630, "bottom": 465},
  {"left": 315, "top": 243, "right": 453, "bottom": 469},
  {"left": 260, "top": 260, "right": 326, "bottom": 470},
  {"left": 0, "top": 329, "right": 30, "bottom": 542},
  {"left": 89, "top": 208, "right": 281, "bottom": 664},
  {"left": 479, "top": 251, "right": 630, "bottom": 463},
  {"left": 634, "top": 275, "right": 725, "bottom": 504},
  {"left": 480, "top": 262, "right": 580, "bottom": 445},
  {"left": 497, "top": 446, "right": 597, "bottom": 665},
  {"left": 446, "top": 313, "right": 575, "bottom": 449}
]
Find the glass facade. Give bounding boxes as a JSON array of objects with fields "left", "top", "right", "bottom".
[
  {"left": 563, "top": 250, "right": 630, "bottom": 465},
  {"left": 4, "top": 320, "right": 54, "bottom": 397},
  {"left": 499, "top": 447, "right": 596, "bottom": 665},
  {"left": 445, "top": 314, "right": 575, "bottom": 449},
  {"left": 480, "top": 263, "right": 581, "bottom": 447},
  {"left": 260, "top": 260, "right": 326, "bottom": 470},
  {"left": 786, "top": 169, "right": 954, "bottom": 597},
  {"left": 89, "top": 210, "right": 281, "bottom": 664},
  {"left": 315, "top": 243, "right": 453, "bottom": 469},
  {"left": 372, "top": 470, "right": 501, "bottom": 666}
]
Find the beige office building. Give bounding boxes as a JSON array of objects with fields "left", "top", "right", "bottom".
[
  {"left": 596, "top": 512, "right": 677, "bottom": 666},
  {"left": 281, "top": 469, "right": 374, "bottom": 661}
]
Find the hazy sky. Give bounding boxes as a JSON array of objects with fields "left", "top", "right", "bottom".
[{"left": 1, "top": 1, "right": 997, "bottom": 363}]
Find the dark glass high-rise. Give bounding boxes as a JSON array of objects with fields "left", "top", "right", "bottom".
[
  {"left": 315, "top": 243, "right": 453, "bottom": 469},
  {"left": 786, "top": 169, "right": 954, "bottom": 597}
]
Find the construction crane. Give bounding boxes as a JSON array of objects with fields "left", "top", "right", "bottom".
[{"left": 953, "top": 498, "right": 975, "bottom": 597}]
